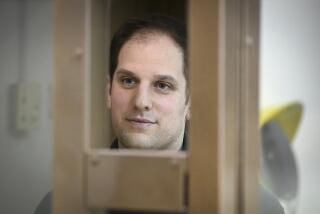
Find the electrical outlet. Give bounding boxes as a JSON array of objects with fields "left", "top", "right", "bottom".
[{"left": 16, "top": 82, "right": 42, "bottom": 132}]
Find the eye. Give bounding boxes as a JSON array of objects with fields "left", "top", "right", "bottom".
[
  {"left": 119, "top": 76, "right": 136, "bottom": 88},
  {"left": 155, "top": 81, "right": 172, "bottom": 93}
]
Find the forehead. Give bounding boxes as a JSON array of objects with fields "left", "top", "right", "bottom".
[{"left": 116, "top": 33, "right": 184, "bottom": 80}]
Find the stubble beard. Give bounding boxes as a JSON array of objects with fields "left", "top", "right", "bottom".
[{"left": 116, "top": 124, "right": 185, "bottom": 150}]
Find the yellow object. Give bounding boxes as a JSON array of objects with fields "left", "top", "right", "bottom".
[{"left": 260, "top": 102, "right": 303, "bottom": 143}]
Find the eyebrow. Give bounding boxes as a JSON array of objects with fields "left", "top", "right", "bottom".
[
  {"left": 116, "top": 69, "right": 138, "bottom": 79},
  {"left": 154, "top": 75, "right": 178, "bottom": 85},
  {"left": 116, "top": 69, "right": 178, "bottom": 85}
]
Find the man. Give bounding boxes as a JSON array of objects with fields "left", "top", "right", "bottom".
[
  {"left": 107, "top": 14, "right": 190, "bottom": 151},
  {"left": 105, "top": 14, "right": 189, "bottom": 214}
]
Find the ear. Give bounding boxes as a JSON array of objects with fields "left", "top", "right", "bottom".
[{"left": 106, "top": 80, "right": 111, "bottom": 109}]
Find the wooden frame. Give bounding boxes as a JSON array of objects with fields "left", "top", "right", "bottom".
[
  {"left": 86, "top": 150, "right": 187, "bottom": 212},
  {"left": 188, "top": 0, "right": 260, "bottom": 214},
  {"left": 54, "top": 0, "right": 260, "bottom": 213},
  {"left": 54, "top": 0, "right": 86, "bottom": 213}
]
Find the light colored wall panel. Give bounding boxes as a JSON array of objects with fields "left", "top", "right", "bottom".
[
  {"left": 261, "top": 1, "right": 320, "bottom": 213},
  {"left": 0, "top": 1, "right": 53, "bottom": 213}
]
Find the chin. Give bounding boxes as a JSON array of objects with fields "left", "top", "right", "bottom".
[{"left": 121, "top": 133, "right": 155, "bottom": 149}]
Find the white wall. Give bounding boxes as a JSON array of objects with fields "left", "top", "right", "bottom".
[
  {"left": 260, "top": 0, "right": 320, "bottom": 213},
  {"left": 0, "top": 0, "right": 53, "bottom": 213}
]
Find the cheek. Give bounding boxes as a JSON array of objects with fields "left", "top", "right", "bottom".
[
  {"left": 155, "top": 95, "right": 186, "bottom": 116},
  {"left": 111, "top": 87, "right": 131, "bottom": 111}
]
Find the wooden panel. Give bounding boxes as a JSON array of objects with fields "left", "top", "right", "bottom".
[
  {"left": 54, "top": 0, "right": 86, "bottom": 213},
  {"left": 54, "top": 1, "right": 260, "bottom": 214},
  {"left": 239, "top": 0, "right": 260, "bottom": 213},
  {"left": 86, "top": 150, "right": 187, "bottom": 212},
  {"left": 188, "top": 0, "right": 220, "bottom": 214},
  {"left": 188, "top": 0, "right": 260, "bottom": 214},
  {"left": 219, "top": 0, "right": 260, "bottom": 213},
  {"left": 88, "top": 0, "right": 112, "bottom": 149},
  {"left": 219, "top": 0, "right": 242, "bottom": 213}
]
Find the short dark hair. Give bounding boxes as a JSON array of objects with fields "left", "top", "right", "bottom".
[{"left": 109, "top": 14, "right": 187, "bottom": 85}]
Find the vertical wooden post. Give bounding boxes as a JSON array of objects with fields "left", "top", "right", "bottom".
[
  {"left": 188, "top": 0, "right": 220, "bottom": 213},
  {"left": 88, "top": 0, "right": 112, "bottom": 149},
  {"left": 239, "top": 0, "right": 260, "bottom": 213},
  {"left": 188, "top": 0, "right": 260, "bottom": 214},
  {"left": 54, "top": 0, "right": 87, "bottom": 213}
]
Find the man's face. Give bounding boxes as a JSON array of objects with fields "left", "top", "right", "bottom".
[{"left": 107, "top": 33, "right": 190, "bottom": 150}]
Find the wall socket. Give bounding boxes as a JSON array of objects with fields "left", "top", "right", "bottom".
[{"left": 15, "top": 82, "right": 42, "bottom": 132}]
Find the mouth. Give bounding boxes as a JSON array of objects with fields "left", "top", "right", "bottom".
[{"left": 125, "top": 117, "right": 157, "bottom": 128}]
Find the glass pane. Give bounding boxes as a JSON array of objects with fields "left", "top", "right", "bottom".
[
  {"left": 0, "top": 0, "right": 53, "bottom": 213},
  {"left": 105, "top": 0, "right": 187, "bottom": 150},
  {"left": 260, "top": 1, "right": 320, "bottom": 213}
]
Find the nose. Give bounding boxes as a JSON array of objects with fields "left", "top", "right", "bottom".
[{"left": 134, "top": 84, "right": 152, "bottom": 111}]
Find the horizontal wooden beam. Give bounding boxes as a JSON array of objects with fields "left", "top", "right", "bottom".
[{"left": 86, "top": 150, "right": 187, "bottom": 212}]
